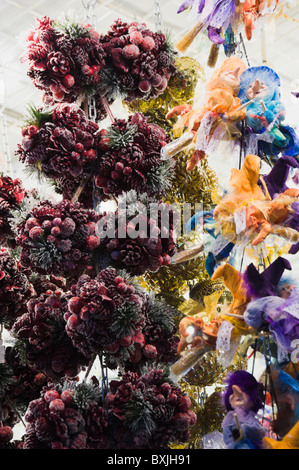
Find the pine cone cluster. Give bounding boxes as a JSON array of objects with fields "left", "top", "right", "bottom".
[
  {"left": 12, "top": 290, "right": 88, "bottom": 381},
  {"left": 105, "top": 295, "right": 180, "bottom": 371},
  {"left": 95, "top": 112, "right": 174, "bottom": 198},
  {"left": 22, "top": 383, "right": 108, "bottom": 449},
  {"left": 104, "top": 368, "right": 196, "bottom": 449},
  {"left": 0, "top": 248, "right": 34, "bottom": 328},
  {"left": 15, "top": 199, "right": 100, "bottom": 278},
  {"left": 98, "top": 193, "right": 177, "bottom": 276},
  {"left": 99, "top": 19, "right": 177, "bottom": 102},
  {"left": 16, "top": 103, "right": 99, "bottom": 193},
  {"left": 65, "top": 267, "right": 146, "bottom": 360},
  {"left": 22, "top": 16, "right": 106, "bottom": 104},
  {"left": 0, "top": 174, "right": 24, "bottom": 244}
]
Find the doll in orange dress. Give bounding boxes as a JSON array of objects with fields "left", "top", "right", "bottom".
[{"left": 163, "top": 56, "right": 247, "bottom": 170}]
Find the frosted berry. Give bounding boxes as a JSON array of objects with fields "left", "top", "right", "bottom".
[
  {"left": 0, "top": 426, "right": 13, "bottom": 444},
  {"left": 143, "top": 344, "right": 157, "bottom": 359},
  {"left": 141, "top": 36, "right": 155, "bottom": 51},
  {"left": 138, "top": 80, "right": 152, "bottom": 93},
  {"left": 86, "top": 235, "right": 100, "bottom": 250},
  {"left": 62, "top": 74, "right": 75, "bottom": 88},
  {"left": 29, "top": 226, "right": 44, "bottom": 240},
  {"left": 60, "top": 389, "right": 74, "bottom": 406},
  {"left": 122, "top": 44, "right": 140, "bottom": 60},
  {"left": 129, "top": 30, "right": 143, "bottom": 45},
  {"left": 44, "top": 390, "right": 60, "bottom": 403},
  {"left": 49, "top": 398, "right": 65, "bottom": 413},
  {"left": 68, "top": 297, "right": 83, "bottom": 315}
]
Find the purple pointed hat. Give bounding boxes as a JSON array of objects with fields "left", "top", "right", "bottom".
[
  {"left": 244, "top": 257, "right": 292, "bottom": 298},
  {"left": 260, "top": 155, "right": 298, "bottom": 198}
]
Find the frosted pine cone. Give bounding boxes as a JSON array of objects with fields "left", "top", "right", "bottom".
[
  {"left": 15, "top": 199, "right": 100, "bottom": 278},
  {"left": 95, "top": 113, "right": 174, "bottom": 199},
  {"left": 99, "top": 19, "right": 176, "bottom": 103}
]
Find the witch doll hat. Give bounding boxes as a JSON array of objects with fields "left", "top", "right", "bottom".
[
  {"left": 243, "top": 257, "right": 292, "bottom": 298},
  {"left": 260, "top": 155, "right": 298, "bottom": 199}
]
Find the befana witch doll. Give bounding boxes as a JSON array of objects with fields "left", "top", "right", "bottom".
[
  {"left": 221, "top": 370, "right": 265, "bottom": 449},
  {"left": 238, "top": 65, "right": 299, "bottom": 162}
]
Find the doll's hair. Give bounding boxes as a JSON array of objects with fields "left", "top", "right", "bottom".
[
  {"left": 238, "top": 66, "right": 281, "bottom": 104},
  {"left": 277, "top": 275, "right": 298, "bottom": 294},
  {"left": 222, "top": 370, "right": 264, "bottom": 412}
]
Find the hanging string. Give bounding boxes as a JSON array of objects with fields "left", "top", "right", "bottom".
[
  {"left": 99, "top": 354, "right": 109, "bottom": 401},
  {"left": 239, "top": 33, "right": 251, "bottom": 68},
  {"left": 81, "top": 0, "right": 98, "bottom": 28},
  {"left": 153, "top": 0, "right": 163, "bottom": 33}
]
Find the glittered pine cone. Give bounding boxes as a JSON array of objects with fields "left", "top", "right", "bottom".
[
  {"left": 65, "top": 268, "right": 146, "bottom": 361},
  {"left": 16, "top": 103, "right": 99, "bottom": 187},
  {"left": 99, "top": 19, "right": 176, "bottom": 103},
  {"left": 22, "top": 16, "right": 106, "bottom": 104},
  {"left": 12, "top": 290, "right": 88, "bottom": 380},
  {"left": 15, "top": 199, "right": 99, "bottom": 278}
]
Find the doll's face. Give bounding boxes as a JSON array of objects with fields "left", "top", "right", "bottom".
[
  {"left": 246, "top": 205, "right": 265, "bottom": 230},
  {"left": 247, "top": 79, "right": 269, "bottom": 100},
  {"left": 229, "top": 385, "right": 253, "bottom": 410},
  {"left": 278, "top": 284, "right": 296, "bottom": 299},
  {"left": 219, "top": 67, "right": 242, "bottom": 88}
]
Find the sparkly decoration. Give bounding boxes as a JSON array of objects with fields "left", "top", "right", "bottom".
[{"left": 124, "top": 56, "right": 205, "bottom": 134}]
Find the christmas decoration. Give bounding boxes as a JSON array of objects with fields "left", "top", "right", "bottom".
[
  {"left": 0, "top": 248, "right": 34, "bottom": 329},
  {"left": 104, "top": 367, "right": 196, "bottom": 449},
  {"left": 95, "top": 112, "right": 175, "bottom": 199},
  {"left": 15, "top": 199, "right": 100, "bottom": 278},
  {"left": 97, "top": 191, "right": 177, "bottom": 276},
  {"left": 12, "top": 288, "right": 88, "bottom": 380},
  {"left": 98, "top": 19, "right": 177, "bottom": 103},
  {"left": 16, "top": 103, "right": 99, "bottom": 203},
  {"left": 0, "top": 174, "right": 24, "bottom": 245},
  {"left": 21, "top": 381, "right": 108, "bottom": 449},
  {"left": 21, "top": 16, "right": 106, "bottom": 107}
]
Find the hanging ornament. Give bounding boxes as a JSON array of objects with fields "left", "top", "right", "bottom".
[
  {"left": 16, "top": 103, "right": 99, "bottom": 207},
  {"left": 95, "top": 112, "right": 175, "bottom": 199},
  {"left": 15, "top": 199, "right": 100, "bottom": 278},
  {"left": 98, "top": 19, "right": 177, "bottom": 104}
]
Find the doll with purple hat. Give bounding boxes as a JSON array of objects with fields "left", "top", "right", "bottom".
[{"left": 221, "top": 370, "right": 265, "bottom": 449}]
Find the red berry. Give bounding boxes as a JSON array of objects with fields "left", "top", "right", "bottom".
[
  {"left": 129, "top": 31, "right": 143, "bottom": 45},
  {"left": 68, "top": 297, "right": 83, "bottom": 315},
  {"left": 91, "top": 65, "right": 99, "bottom": 73},
  {"left": 44, "top": 390, "right": 60, "bottom": 403},
  {"left": 51, "top": 226, "right": 60, "bottom": 237},
  {"left": 0, "top": 426, "right": 13, "bottom": 444},
  {"left": 42, "top": 220, "right": 52, "bottom": 231},
  {"left": 28, "top": 125, "right": 39, "bottom": 136},
  {"left": 99, "top": 138, "right": 111, "bottom": 150},
  {"left": 116, "top": 282, "right": 127, "bottom": 293},
  {"left": 49, "top": 399, "right": 65, "bottom": 413},
  {"left": 62, "top": 74, "right": 75, "bottom": 88},
  {"left": 122, "top": 44, "right": 140, "bottom": 60},
  {"left": 143, "top": 344, "right": 157, "bottom": 359},
  {"left": 86, "top": 235, "right": 100, "bottom": 250},
  {"left": 86, "top": 149, "right": 96, "bottom": 161},
  {"left": 123, "top": 166, "right": 132, "bottom": 176},
  {"left": 79, "top": 306, "right": 89, "bottom": 321},
  {"left": 52, "top": 217, "right": 62, "bottom": 227},
  {"left": 138, "top": 80, "right": 152, "bottom": 93},
  {"left": 120, "top": 336, "right": 132, "bottom": 347},
  {"left": 82, "top": 64, "right": 91, "bottom": 75},
  {"left": 115, "top": 162, "right": 124, "bottom": 173},
  {"left": 104, "top": 392, "right": 115, "bottom": 408},
  {"left": 187, "top": 409, "right": 197, "bottom": 426},
  {"left": 114, "top": 276, "right": 124, "bottom": 284},
  {"left": 67, "top": 314, "right": 80, "bottom": 329},
  {"left": 129, "top": 348, "right": 143, "bottom": 363},
  {"left": 75, "top": 143, "right": 84, "bottom": 152},
  {"left": 29, "top": 226, "right": 44, "bottom": 240},
  {"left": 26, "top": 217, "right": 40, "bottom": 230},
  {"left": 60, "top": 389, "right": 74, "bottom": 406},
  {"left": 141, "top": 36, "right": 155, "bottom": 51},
  {"left": 173, "top": 412, "right": 190, "bottom": 431},
  {"left": 178, "top": 395, "right": 191, "bottom": 413},
  {"left": 111, "top": 171, "right": 120, "bottom": 180}
]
